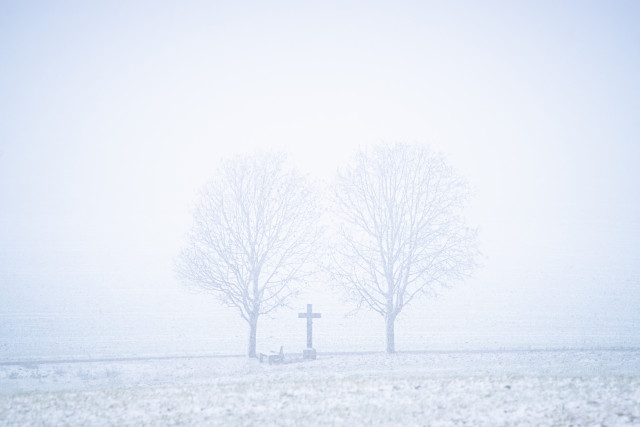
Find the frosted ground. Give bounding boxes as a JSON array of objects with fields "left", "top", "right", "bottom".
[
  {"left": 2, "top": 305, "right": 640, "bottom": 425},
  {"left": 2, "top": 350, "right": 639, "bottom": 425}
]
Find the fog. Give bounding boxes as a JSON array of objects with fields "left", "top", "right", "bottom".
[{"left": 1, "top": 1, "right": 639, "bottom": 359}]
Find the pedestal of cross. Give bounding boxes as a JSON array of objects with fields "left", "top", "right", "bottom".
[{"left": 298, "top": 304, "right": 321, "bottom": 359}]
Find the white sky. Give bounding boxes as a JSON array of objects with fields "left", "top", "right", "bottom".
[{"left": 1, "top": 1, "right": 639, "bottom": 349}]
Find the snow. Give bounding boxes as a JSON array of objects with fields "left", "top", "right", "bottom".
[{"left": 1, "top": 350, "right": 639, "bottom": 425}]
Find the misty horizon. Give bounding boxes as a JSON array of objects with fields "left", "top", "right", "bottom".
[{"left": 1, "top": 1, "right": 639, "bottom": 360}]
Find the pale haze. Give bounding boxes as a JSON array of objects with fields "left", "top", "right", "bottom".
[{"left": 1, "top": 0, "right": 639, "bottom": 358}]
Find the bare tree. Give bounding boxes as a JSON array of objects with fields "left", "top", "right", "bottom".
[
  {"left": 177, "top": 152, "right": 319, "bottom": 357},
  {"left": 331, "top": 143, "right": 478, "bottom": 353}
]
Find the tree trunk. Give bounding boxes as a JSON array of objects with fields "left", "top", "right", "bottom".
[
  {"left": 385, "top": 314, "right": 395, "bottom": 354},
  {"left": 248, "top": 315, "right": 258, "bottom": 358}
]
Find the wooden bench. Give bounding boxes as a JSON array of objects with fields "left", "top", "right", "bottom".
[{"left": 259, "top": 346, "right": 284, "bottom": 365}]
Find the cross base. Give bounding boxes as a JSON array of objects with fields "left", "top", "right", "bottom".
[{"left": 302, "top": 348, "right": 317, "bottom": 360}]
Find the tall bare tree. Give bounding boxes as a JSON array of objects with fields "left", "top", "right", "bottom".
[
  {"left": 331, "top": 143, "right": 478, "bottom": 353},
  {"left": 177, "top": 152, "right": 319, "bottom": 357}
]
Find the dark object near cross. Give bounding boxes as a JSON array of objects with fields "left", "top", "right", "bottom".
[{"left": 298, "top": 304, "right": 321, "bottom": 348}]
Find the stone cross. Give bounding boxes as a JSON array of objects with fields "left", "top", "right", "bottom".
[{"left": 298, "top": 304, "right": 321, "bottom": 348}]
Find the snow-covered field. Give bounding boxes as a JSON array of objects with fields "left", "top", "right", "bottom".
[{"left": 1, "top": 350, "right": 639, "bottom": 425}]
